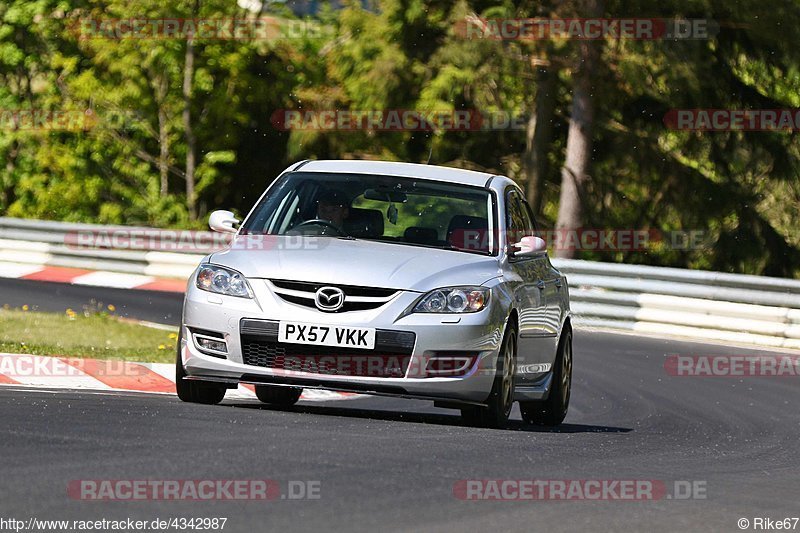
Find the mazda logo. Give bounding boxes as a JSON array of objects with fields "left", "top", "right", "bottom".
[{"left": 315, "top": 286, "right": 345, "bottom": 311}]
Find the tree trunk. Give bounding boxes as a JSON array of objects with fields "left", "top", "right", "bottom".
[
  {"left": 522, "top": 61, "right": 557, "bottom": 217},
  {"left": 2, "top": 140, "right": 19, "bottom": 209},
  {"left": 155, "top": 74, "right": 170, "bottom": 197},
  {"left": 554, "top": 0, "right": 602, "bottom": 258},
  {"left": 182, "top": 0, "right": 199, "bottom": 220}
]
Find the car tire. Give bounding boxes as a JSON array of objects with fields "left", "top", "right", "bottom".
[
  {"left": 175, "top": 331, "right": 226, "bottom": 405},
  {"left": 254, "top": 385, "right": 303, "bottom": 406},
  {"left": 519, "top": 327, "right": 572, "bottom": 426},
  {"left": 461, "top": 322, "right": 517, "bottom": 429}
]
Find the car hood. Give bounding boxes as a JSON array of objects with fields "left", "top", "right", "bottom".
[{"left": 210, "top": 236, "right": 500, "bottom": 292}]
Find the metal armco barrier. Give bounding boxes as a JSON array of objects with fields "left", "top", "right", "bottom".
[
  {"left": 0, "top": 217, "right": 223, "bottom": 279},
  {"left": 551, "top": 259, "right": 800, "bottom": 349}
]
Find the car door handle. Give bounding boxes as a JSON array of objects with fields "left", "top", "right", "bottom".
[
  {"left": 536, "top": 280, "right": 546, "bottom": 290},
  {"left": 555, "top": 279, "right": 562, "bottom": 289}
]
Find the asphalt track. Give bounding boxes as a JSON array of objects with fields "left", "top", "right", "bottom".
[
  {"left": 1, "top": 279, "right": 799, "bottom": 532},
  {"left": 0, "top": 278, "right": 184, "bottom": 325}
]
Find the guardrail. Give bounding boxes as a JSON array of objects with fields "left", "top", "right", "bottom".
[
  {"left": 551, "top": 259, "right": 800, "bottom": 349},
  {"left": 0, "top": 217, "right": 219, "bottom": 279},
  {"left": 2, "top": 216, "right": 799, "bottom": 349}
]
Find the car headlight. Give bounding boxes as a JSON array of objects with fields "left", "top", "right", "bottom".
[
  {"left": 413, "top": 287, "right": 489, "bottom": 313},
  {"left": 195, "top": 264, "right": 253, "bottom": 298}
]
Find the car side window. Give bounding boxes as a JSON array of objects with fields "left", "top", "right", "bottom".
[
  {"left": 520, "top": 198, "right": 537, "bottom": 236},
  {"left": 506, "top": 189, "right": 533, "bottom": 245}
]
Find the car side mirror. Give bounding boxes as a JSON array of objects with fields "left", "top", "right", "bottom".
[
  {"left": 509, "top": 235, "right": 547, "bottom": 258},
  {"left": 208, "top": 210, "right": 240, "bottom": 234}
]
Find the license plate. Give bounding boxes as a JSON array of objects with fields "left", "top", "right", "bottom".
[{"left": 278, "top": 322, "right": 376, "bottom": 350}]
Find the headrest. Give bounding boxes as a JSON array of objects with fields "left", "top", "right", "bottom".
[
  {"left": 345, "top": 208, "right": 384, "bottom": 238},
  {"left": 403, "top": 226, "right": 439, "bottom": 245},
  {"left": 446, "top": 215, "right": 489, "bottom": 252},
  {"left": 316, "top": 188, "right": 350, "bottom": 207}
]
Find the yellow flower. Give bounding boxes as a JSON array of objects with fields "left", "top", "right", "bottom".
[
  {"left": 22, "top": 305, "right": 29, "bottom": 311},
  {"left": 107, "top": 304, "right": 116, "bottom": 312},
  {"left": 158, "top": 344, "right": 166, "bottom": 350},
  {"left": 168, "top": 333, "right": 178, "bottom": 340}
]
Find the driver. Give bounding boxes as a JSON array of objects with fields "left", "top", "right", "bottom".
[{"left": 316, "top": 188, "right": 350, "bottom": 229}]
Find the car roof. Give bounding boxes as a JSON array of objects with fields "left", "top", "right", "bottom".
[{"left": 293, "top": 160, "right": 498, "bottom": 187}]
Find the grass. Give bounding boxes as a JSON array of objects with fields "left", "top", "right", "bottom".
[{"left": 0, "top": 307, "right": 179, "bottom": 363}]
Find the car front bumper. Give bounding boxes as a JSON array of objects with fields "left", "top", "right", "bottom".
[{"left": 180, "top": 278, "right": 509, "bottom": 404}]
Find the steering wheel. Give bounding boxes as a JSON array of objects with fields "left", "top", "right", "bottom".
[{"left": 293, "top": 219, "right": 349, "bottom": 236}]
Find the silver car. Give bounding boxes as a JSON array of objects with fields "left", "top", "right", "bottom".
[{"left": 177, "top": 160, "right": 572, "bottom": 427}]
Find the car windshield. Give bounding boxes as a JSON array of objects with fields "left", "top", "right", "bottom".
[{"left": 241, "top": 172, "right": 495, "bottom": 255}]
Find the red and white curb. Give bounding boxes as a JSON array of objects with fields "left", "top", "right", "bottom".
[
  {"left": 0, "top": 354, "right": 357, "bottom": 401},
  {"left": 0, "top": 262, "right": 187, "bottom": 293}
]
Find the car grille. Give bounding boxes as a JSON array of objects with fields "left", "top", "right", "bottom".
[
  {"left": 240, "top": 319, "right": 415, "bottom": 378},
  {"left": 268, "top": 279, "right": 399, "bottom": 312}
]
